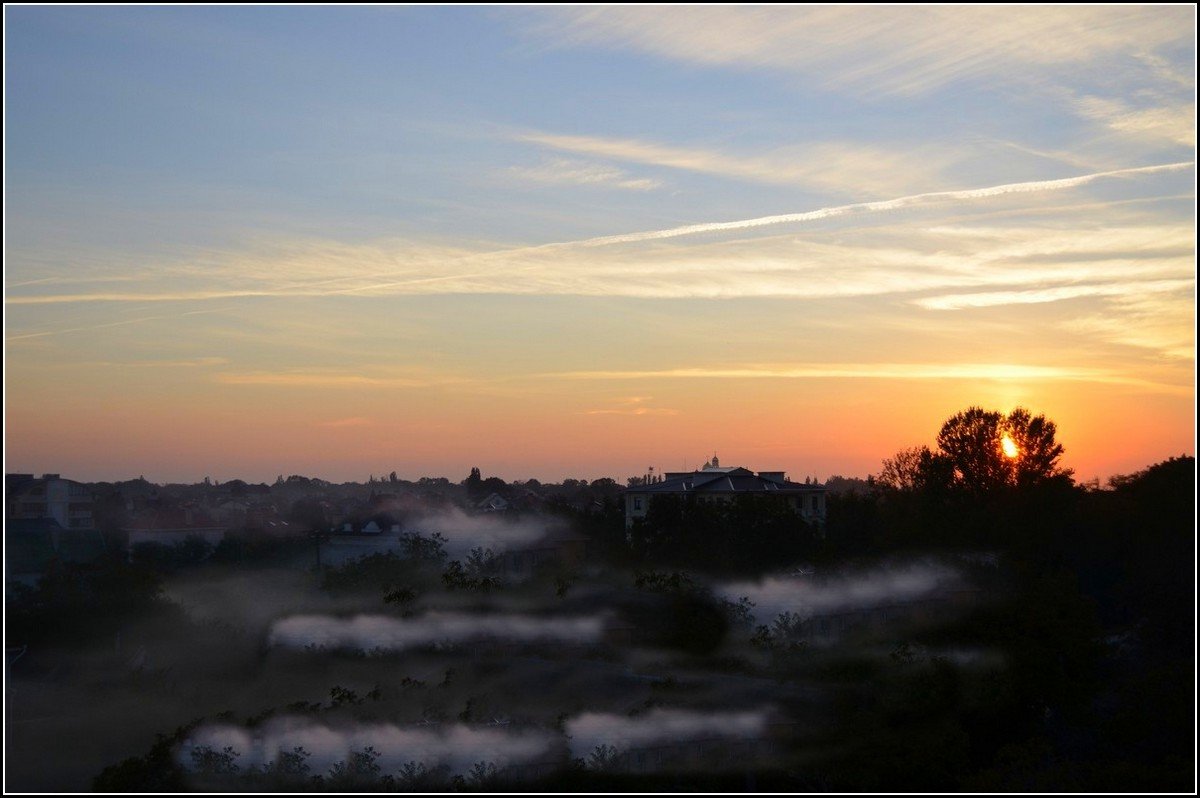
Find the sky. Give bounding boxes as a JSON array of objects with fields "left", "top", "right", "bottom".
[{"left": 4, "top": 6, "right": 1196, "bottom": 485}]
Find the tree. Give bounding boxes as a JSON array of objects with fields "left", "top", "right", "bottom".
[
  {"left": 935, "top": 407, "right": 1010, "bottom": 495},
  {"left": 879, "top": 446, "right": 940, "bottom": 492},
  {"left": 1002, "top": 407, "right": 1071, "bottom": 488},
  {"left": 934, "top": 406, "right": 1070, "bottom": 494},
  {"left": 465, "top": 467, "right": 483, "bottom": 499}
]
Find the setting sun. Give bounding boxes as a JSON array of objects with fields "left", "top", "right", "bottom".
[{"left": 1001, "top": 434, "right": 1020, "bottom": 459}]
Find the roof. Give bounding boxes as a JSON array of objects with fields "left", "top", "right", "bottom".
[
  {"left": 626, "top": 467, "right": 825, "bottom": 495},
  {"left": 5, "top": 473, "right": 39, "bottom": 495}
]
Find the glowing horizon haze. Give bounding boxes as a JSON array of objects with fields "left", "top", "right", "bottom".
[{"left": 4, "top": 6, "right": 1196, "bottom": 485}]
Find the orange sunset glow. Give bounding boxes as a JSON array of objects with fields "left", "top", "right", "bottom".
[{"left": 4, "top": 6, "right": 1195, "bottom": 486}]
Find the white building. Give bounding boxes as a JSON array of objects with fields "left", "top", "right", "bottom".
[{"left": 5, "top": 473, "right": 95, "bottom": 529}]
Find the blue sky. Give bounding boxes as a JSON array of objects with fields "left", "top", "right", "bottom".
[{"left": 4, "top": 6, "right": 1196, "bottom": 483}]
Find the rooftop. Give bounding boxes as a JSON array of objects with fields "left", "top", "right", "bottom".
[{"left": 626, "top": 467, "right": 825, "bottom": 495}]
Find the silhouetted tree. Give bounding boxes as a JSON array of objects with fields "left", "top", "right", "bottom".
[
  {"left": 878, "top": 445, "right": 939, "bottom": 493},
  {"left": 465, "top": 467, "right": 483, "bottom": 499},
  {"left": 935, "top": 406, "right": 1071, "bottom": 495}
]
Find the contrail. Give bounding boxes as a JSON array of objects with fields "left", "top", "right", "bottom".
[
  {"left": 4, "top": 161, "right": 1191, "bottom": 307},
  {"left": 575, "top": 161, "right": 1194, "bottom": 247},
  {"left": 298, "top": 160, "right": 1196, "bottom": 298}
]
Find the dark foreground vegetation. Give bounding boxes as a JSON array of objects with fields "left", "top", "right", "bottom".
[{"left": 5, "top": 407, "right": 1194, "bottom": 792}]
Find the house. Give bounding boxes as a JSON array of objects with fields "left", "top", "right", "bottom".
[
  {"left": 622, "top": 456, "right": 827, "bottom": 529},
  {"left": 6, "top": 473, "right": 95, "bottom": 530},
  {"left": 124, "top": 502, "right": 228, "bottom": 553},
  {"left": 494, "top": 526, "right": 590, "bottom": 578},
  {"left": 477, "top": 492, "right": 510, "bottom": 513}
]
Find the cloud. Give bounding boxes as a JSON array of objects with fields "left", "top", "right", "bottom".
[
  {"left": 6, "top": 165, "right": 1190, "bottom": 377},
  {"left": 507, "top": 157, "right": 663, "bottom": 191},
  {"left": 1075, "top": 96, "right": 1196, "bottom": 147},
  {"left": 316, "top": 417, "right": 375, "bottom": 428},
  {"left": 519, "top": 6, "right": 1194, "bottom": 97},
  {"left": 1061, "top": 291, "right": 1196, "bottom": 361},
  {"left": 5, "top": 308, "right": 229, "bottom": 341},
  {"left": 567, "top": 161, "right": 1193, "bottom": 247},
  {"left": 85, "top": 356, "right": 231, "bottom": 368},
  {"left": 583, "top": 407, "right": 679, "bottom": 417},
  {"left": 914, "top": 278, "right": 1195, "bottom": 310},
  {"left": 583, "top": 396, "right": 678, "bottom": 416},
  {"left": 267, "top": 612, "right": 605, "bottom": 653},
  {"left": 553, "top": 362, "right": 1161, "bottom": 387},
  {"left": 214, "top": 372, "right": 464, "bottom": 389},
  {"left": 6, "top": 161, "right": 1189, "bottom": 309},
  {"left": 520, "top": 131, "right": 949, "bottom": 195},
  {"left": 551, "top": 362, "right": 1192, "bottom": 396}
]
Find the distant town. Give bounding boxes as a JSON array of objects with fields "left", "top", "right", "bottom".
[{"left": 7, "top": 457, "right": 848, "bottom": 585}]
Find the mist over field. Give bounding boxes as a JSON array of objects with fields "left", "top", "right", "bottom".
[
  {"left": 564, "top": 708, "right": 770, "bottom": 760},
  {"left": 410, "top": 507, "right": 557, "bottom": 559},
  {"left": 719, "top": 559, "right": 962, "bottom": 625},
  {"left": 182, "top": 719, "right": 561, "bottom": 777},
  {"left": 267, "top": 612, "right": 606, "bottom": 653}
]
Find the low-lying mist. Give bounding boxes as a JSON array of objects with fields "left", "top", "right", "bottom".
[
  {"left": 182, "top": 717, "right": 561, "bottom": 776},
  {"left": 410, "top": 507, "right": 560, "bottom": 559},
  {"left": 268, "top": 611, "right": 606, "bottom": 653},
  {"left": 719, "top": 559, "right": 961, "bottom": 625},
  {"left": 565, "top": 708, "right": 771, "bottom": 760}
]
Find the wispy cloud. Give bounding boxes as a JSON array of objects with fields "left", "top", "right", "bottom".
[
  {"left": 520, "top": 131, "right": 947, "bottom": 195},
  {"left": 507, "top": 157, "right": 662, "bottom": 191},
  {"left": 568, "top": 161, "right": 1193, "bottom": 247},
  {"left": 215, "top": 372, "right": 468, "bottom": 389},
  {"left": 583, "top": 394, "right": 678, "bottom": 416},
  {"left": 1061, "top": 292, "right": 1196, "bottom": 361},
  {"left": 6, "top": 162, "right": 1190, "bottom": 308},
  {"left": 84, "top": 356, "right": 230, "bottom": 368},
  {"left": 5, "top": 308, "right": 229, "bottom": 341},
  {"left": 583, "top": 407, "right": 679, "bottom": 417},
  {"left": 316, "top": 417, "right": 375, "bottom": 428},
  {"left": 915, "top": 279, "right": 1194, "bottom": 311},
  {"left": 1075, "top": 96, "right": 1195, "bottom": 147},
  {"left": 5, "top": 167, "right": 1191, "bottom": 372},
  {"left": 519, "top": 6, "right": 1194, "bottom": 98},
  {"left": 551, "top": 362, "right": 1188, "bottom": 394}
]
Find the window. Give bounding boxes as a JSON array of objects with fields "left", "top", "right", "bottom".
[{"left": 633, "top": 497, "right": 643, "bottom": 511}]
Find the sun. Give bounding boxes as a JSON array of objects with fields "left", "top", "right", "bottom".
[{"left": 1000, "top": 433, "right": 1019, "bottom": 459}]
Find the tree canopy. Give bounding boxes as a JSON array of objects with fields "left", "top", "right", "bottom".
[{"left": 890, "top": 406, "right": 1072, "bottom": 496}]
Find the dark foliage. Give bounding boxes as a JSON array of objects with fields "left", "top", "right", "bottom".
[
  {"left": 6, "top": 555, "right": 171, "bottom": 645},
  {"left": 629, "top": 493, "right": 815, "bottom": 575},
  {"left": 92, "top": 719, "right": 200, "bottom": 792}
]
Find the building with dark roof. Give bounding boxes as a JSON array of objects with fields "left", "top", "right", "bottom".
[{"left": 622, "top": 457, "right": 827, "bottom": 530}]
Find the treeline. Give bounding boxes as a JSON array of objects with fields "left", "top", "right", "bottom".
[{"left": 809, "top": 406, "right": 1195, "bottom": 790}]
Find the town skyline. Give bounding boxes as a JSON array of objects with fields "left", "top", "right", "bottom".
[{"left": 5, "top": 6, "right": 1196, "bottom": 488}]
